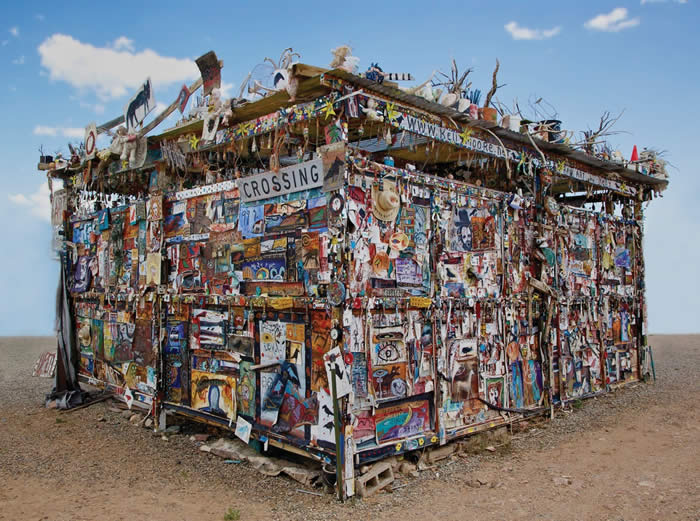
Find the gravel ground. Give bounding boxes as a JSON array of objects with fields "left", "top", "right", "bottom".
[{"left": 0, "top": 335, "right": 697, "bottom": 521}]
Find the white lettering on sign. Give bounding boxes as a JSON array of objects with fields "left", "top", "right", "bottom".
[
  {"left": 396, "top": 113, "right": 636, "bottom": 196},
  {"left": 239, "top": 158, "right": 324, "bottom": 203}
]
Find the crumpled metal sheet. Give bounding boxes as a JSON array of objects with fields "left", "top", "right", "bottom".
[{"left": 206, "top": 438, "right": 321, "bottom": 487}]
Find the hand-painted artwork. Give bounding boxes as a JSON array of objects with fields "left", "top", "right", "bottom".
[
  {"left": 261, "top": 362, "right": 300, "bottom": 426},
  {"left": 351, "top": 352, "right": 368, "bottom": 398},
  {"left": 324, "top": 346, "right": 352, "bottom": 398},
  {"left": 485, "top": 377, "right": 505, "bottom": 407},
  {"left": 375, "top": 400, "right": 430, "bottom": 443},
  {"left": 450, "top": 209, "right": 472, "bottom": 252},
  {"left": 124, "top": 78, "right": 155, "bottom": 132},
  {"left": 470, "top": 209, "right": 496, "bottom": 251},
  {"left": 371, "top": 363, "right": 408, "bottom": 402},
  {"left": 320, "top": 142, "right": 346, "bottom": 192},
  {"left": 311, "top": 388, "right": 335, "bottom": 444},
  {"left": 166, "top": 322, "right": 187, "bottom": 354},
  {"left": 241, "top": 257, "right": 286, "bottom": 281},
  {"left": 193, "top": 309, "right": 228, "bottom": 349},
  {"left": 239, "top": 205, "right": 265, "bottom": 239},
  {"left": 190, "top": 370, "right": 236, "bottom": 419},
  {"left": 260, "top": 320, "right": 287, "bottom": 364},
  {"left": 450, "top": 356, "right": 481, "bottom": 415},
  {"left": 113, "top": 322, "right": 135, "bottom": 363},
  {"left": 237, "top": 361, "right": 256, "bottom": 417},
  {"left": 353, "top": 410, "right": 376, "bottom": 444},
  {"left": 228, "top": 335, "right": 254, "bottom": 358},
  {"left": 273, "top": 380, "right": 319, "bottom": 434},
  {"left": 395, "top": 258, "right": 422, "bottom": 287},
  {"left": 310, "top": 311, "right": 332, "bottom": 391}
]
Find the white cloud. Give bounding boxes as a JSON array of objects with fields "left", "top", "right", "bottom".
[
  {"left": 78, "top": 101, "right": 106, "bottom": 114},
  {"left": 9, "top": 26, "right": 19, "bottom": 37},
  {"left": 112, "top": 36, "right": 134, "bottom": 52},
  {"left": 584, "top": 8, "right": 640, "bottom": 32},
  {"left": 8, "top": 182, "right": 52, "bottom": 223},
  {"left": 33, "top": 125, "right": 84, "bottom": 138},
  {"left": 12, "top": 55, "right": 25, "bottom": 65},
  {"left": 219, "top": 81, "right": 235, "bottom": 98},
  {"left": 38, "top": 33, "right": 199, "bottom": 101},
  {"left": 504, "top": 21, "right": 562, "bottom": 40}
]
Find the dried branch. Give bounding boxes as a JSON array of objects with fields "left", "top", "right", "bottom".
[
  {"left": 484, "top": 59, "right": 501, "bottom": 108},
  {"left": 579, "top": 110, "right": 626, "bottom": 154}
]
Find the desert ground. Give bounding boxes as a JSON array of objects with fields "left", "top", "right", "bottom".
[{"left": 0, "top": 335, "right": 698, "bottom": 521}]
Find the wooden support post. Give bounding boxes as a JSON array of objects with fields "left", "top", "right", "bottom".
[{"left": 331, "top": 371, "right": 344, "bottom": 501}]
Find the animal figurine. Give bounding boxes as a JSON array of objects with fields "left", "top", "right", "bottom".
[
  {"left": 362, "top": 98, "right": 384, "bottom": 122},
  {"left": 329, "top": 45, "right": 360, "bottom": 73}
]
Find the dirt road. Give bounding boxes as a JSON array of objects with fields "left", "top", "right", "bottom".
[{"left": 0, "top": 335, "right": 698, "bottom": 521}]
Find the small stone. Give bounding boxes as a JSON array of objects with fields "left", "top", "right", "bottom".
[
  {"left": 467, "top": 480, "right": 481, "bottom": 488},
  {"left": 144, "top": 418, "right": 153, "bottom": 428},
  {"left": 638, "top": 481, "right": 655, "bottom": 488},
  {"left": 121, "top": 410, "right": 133, "bottom": 418},
  {"left": 161, "top": 435, "right": 169, "bottom": 441},
  {"left": 398, "top": 462, "right": 417, "bottom": 475},
  {"left": 485, "top": 446, "right": 496, "bottom": 452},
  {"left": 410, "top": 471, "right": 419, "bottom": 478},
  {"left": 129, "top": 414, "right": 141, "bottom": 424},
  {"left": 96, "top": 415, "right": 106, "bottom": 422},
  {"left": 165, "top": 425, "right": 181, "bottom": 434},
  {"left": 193, "top": 433, "right": 210, "bottom": 442},
  {"left": 200, "top": 445, "right": 211, "bottom": 453},
  {"left": 553, "top": 476, "right": 572, "bottom": 486}
]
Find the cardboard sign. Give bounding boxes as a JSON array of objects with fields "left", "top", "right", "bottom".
[
  {"left": 124, "top": 78, "right": 156, "bottom": 132},
  {"left": 239, "top": 158, "right": 324, "bottom": 203}
]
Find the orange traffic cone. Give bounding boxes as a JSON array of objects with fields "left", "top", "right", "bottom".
[{"left": 630, "top": 145, "right": 639, "bottom": 162}]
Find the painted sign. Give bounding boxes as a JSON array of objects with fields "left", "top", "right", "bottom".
[
  {"left": 375, "top": 400, "right": 430, "bottom": 443},
  {"left": 84, "top": 122, "right": 97, "bottom": 160},
  {"left": 124, "top": 78, "right": 155, "bottom": 132},
  {"left": 393, "top": 111, "right": 636, "bottom": 196},
  {"left": 239, "top": 158, "right": 324, "bottom": 203}
]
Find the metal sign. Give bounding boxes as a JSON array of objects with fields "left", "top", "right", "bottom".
[{"left": 239, "top": 158, "right": 324, "bottom": 203}]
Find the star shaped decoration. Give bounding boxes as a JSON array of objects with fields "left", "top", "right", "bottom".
[
  {"left": 189, "top": 134, "right": 200, "bottom": 150},
  {"left": 556, "top": 159, "right": 565, "bottom": 173},
  {"left": 386, "top": 102, "right": 398, "bottom": 122},
  {"left": 121, "top": 159, "right": 129, "bottom": 170},
  {"left": 322, "top": 100, "right": 336, "bottom": 119},
  {"left": 459, "top": 127, "right": 473, "bottom": 145}
]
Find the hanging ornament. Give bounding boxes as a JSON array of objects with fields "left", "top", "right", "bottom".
[{"left": 251, "top": 137, "right": 258, "bottom": 153}]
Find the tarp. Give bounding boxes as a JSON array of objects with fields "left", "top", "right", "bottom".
[{"left": 46, "top": 258, "right": 87, "bottom": 409}]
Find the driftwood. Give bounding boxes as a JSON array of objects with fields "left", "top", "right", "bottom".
[{"left": 483, "top": 59, "right": 503, "bottom": 108}]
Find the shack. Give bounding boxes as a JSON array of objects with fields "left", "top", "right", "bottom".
[{"left": 41, "top": 48, "right": 668, "bottom": 498}]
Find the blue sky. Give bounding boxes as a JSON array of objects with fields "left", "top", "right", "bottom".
[{"left": 0, "top": 1, "right": 697, "bottom": 335}]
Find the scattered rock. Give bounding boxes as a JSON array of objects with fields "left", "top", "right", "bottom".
[
  {"left": 553, "top": 476, "right": 572, "bottom": 486},
  {"left": 129, "top": 414, "right": 142, "bottom": 424},
  {"left": 161, "top": 435, "right": 169, "bottom": 441},
  {"left": 485, "top": 446, "right": 496, "bottom": 452},
  {"left": 467, "top": 480, "right": 481, "bottom": 488},
  {"left": 192, "top": 433, "right": 210, "bottom": 442},
  {"left": 200, "top": 445, "right": 212, "bottom": 453},
  {"left": 638, "top": 481, "right": 655, "bottom": 488},
  {"left": 165, "top": 425, "right": 181, "bottom": 434},
  {"left": 96, "top": 415, "right": 106, "bottom": 422},
  {"left": 121, "top": 410, "right": 133, "bottom": 419},
  {"left": 144, "top": 418, "right": 153, "bottom": 428},
  {"left": 398, "top": 462, "right": 417, "bottom": 475}
]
